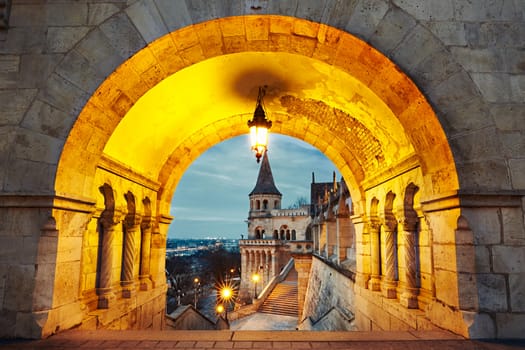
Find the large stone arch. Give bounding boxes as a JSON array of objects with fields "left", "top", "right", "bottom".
[
  {"left": 55, "top": 15, "right": 457, "bottom": 209},
  {"left": 0, "top": 0, "right": 523, "bottom": 340}
]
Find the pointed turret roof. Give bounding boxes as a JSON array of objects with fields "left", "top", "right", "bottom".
[{"left": 249, "top": 152, "right": 282, "bottom": 196}]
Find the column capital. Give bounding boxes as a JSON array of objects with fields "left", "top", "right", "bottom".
[
  {"left": 100, "top": 209, "right": 123, "bottom": 230},
  {"left": 398, "top": 215, "right": 418, "bottom": 231},
  {"left": 381, "top": 213, "right": 397, "bottom": 232},
  {"left": 124, "top": 213, "right": 142, "bottom": 230}
]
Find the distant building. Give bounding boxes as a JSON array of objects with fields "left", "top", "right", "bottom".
[{"left": 238, "top": 152, "right": 353, "bottom": 304}]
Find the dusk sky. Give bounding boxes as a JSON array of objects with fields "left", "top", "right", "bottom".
[{"left": 169, "top": 134, "right": 340, "bottom": 239}]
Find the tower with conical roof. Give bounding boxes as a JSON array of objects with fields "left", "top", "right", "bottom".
[{"left": 247, "top": 152, "right": 282, "bottom": 239}]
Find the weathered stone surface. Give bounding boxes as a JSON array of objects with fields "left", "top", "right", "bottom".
[
  {"left": 345, "top": 0, "right": 390, "bottom": 41},
  {"left": 369, "top": 6, "right": 416, "bottom": 55},
  {"left": 18, "top": 54, "right": 63, "bottom": 89},
  {"left": 0, "top": 89, "right": 36, "bottom": 125},
  {"left": 75, "top": 28, "right": 124, "bottom": 78},
  {"left": 154, "top": 0, "right": 192, "bottom": 31},
  {"left": 509, "top": 159, "right": 525, "bottom": 189},
  {"left": 38, "top": 73, "right": 90, "bottom": 117},
  {"left": 491, "top": 104, "right": 525, "bottom": 131},
  {"left": 126, "top": 0, "right": 168, "bottom": 43},
  {"left": 450, "top": 47, "right": 507, "bottom": 73},
  {"left": 392, "top": 24, "right": 442, "bottom": 73},
  {"left": 0, "top": 26, "right": 46, "bottom": 54},
  {"left": 46, "top": 27, "right": 90, "bottom": 53},
  {"left": 46, "top": 3, "right": 87, "bottom": 26},
  {"left": 492, "top": 246, "right": 525, "bottom": 273},
  {"left": 467, "top": 22, "right": 525, "bottom": 48},
  {"left": 4, "top": 158, "right": 55, "bottom": 192},
  {"left": 21, "top": 100, "right": 75, "bottom": 140},
  {"left": 425, "top": 21, "right": 467, "bottom": 46},
  {"left": 99, "top": 12, "right": 146, "bottom": 60},
  {"left": 454, "top": 0, "right": 520, "bottom": 21},
  {"left": 456, "top": 160, "right": 512, "bottom": 191},
  {"left": 393, "top": 0, "right": 454, "bottom": 21},
  {"left": 496, "top": 313, "right": 525, "bottom": 338},
  {"left": 471, "top": 72, "right": 516, "bottom": 103},
  {"left": 477, "top": 274, "right": 508, "bottom": 311},
  {"left": 509, "top": 273, "right": 525, "bottom": 312},
  {"left": 88, "top": 3, "right": 121, "bottom": 26},
  {"left": 462, "top": 208, "right": 502, "bottom": 245},
  {"left": 56, "top": 50, "right": 105, "bottom": 93},
  {"left": 501, "top": 132, "right": 525, "bottom": 159}
]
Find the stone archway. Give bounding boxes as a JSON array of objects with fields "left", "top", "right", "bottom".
[
  {"left": 49, "top": 15, "right": 463, "bottom": 338},
  {"left": 2, "top": 1, "right": 522, "bottom": 340}
]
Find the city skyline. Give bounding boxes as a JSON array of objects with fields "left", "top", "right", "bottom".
[{"left": 169, "top": 134, "right": 340, "bottom": 239}]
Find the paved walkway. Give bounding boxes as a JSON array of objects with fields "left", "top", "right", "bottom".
[
  {"left": 0, "top": 330, "right": 523, "bottom": 349},
  {"left": 230, "top": 313, "right": 298, "bottom": 330}
]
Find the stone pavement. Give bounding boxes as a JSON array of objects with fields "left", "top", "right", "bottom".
[
  {"left": 0, "top": 330, "right": 523, "bottom": 349},
  {"left": 230, "top": 313, "right": 298, "bottom": 330}
]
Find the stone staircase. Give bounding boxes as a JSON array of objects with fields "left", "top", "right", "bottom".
[{"left": 258, "top": 268, "right": 298, "bottom": 317}]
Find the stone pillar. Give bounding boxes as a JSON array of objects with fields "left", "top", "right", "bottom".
[
  {"left": 352, "top": 214, "right": 370, "bottom": 288},
  {"left": 238, "top": 246, "right": 250, "bottom": 303},
  {"left": 271, "top": 249, "right": 278, "bottom": 277},
  {"left": 121, "top": 214, "right": 141, "bottom": 298},
  {"left": 335, "top": 215, "right": 341, "bottom": 263},
  {"left": 368, "top": 217, "right": 381, "bottom": 291},
  {"left": 292, "top": 253, "right": 313, "bottom": 321},
  {"left": 139, "top": 215, "right": 152, "bottom": 290},
  {"left": 319, "top": 223, "right": 327, "bottom": 257},
  {"left": 381, "top": 213, "right": 398, "bottom": 299},
  {"left": 97, "top": 210, "right": 121, "bottom": 309},
  {"left": 265, "top": 249, "right": 270, "bottom": 284},
  {"left": 399, "top": 215, "right": 419, "bottom": 309}
]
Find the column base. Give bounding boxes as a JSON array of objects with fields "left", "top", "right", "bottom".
[
  {"left": 139, "top": 275, "right": 151, "bottom": 291},
  {"left": 369, "top": 276, "right": 381, "bottom": 291},
  {"left": 121, "top": 281, "right": 135, "bottom": 298},
  {"left": 381, "top": 280, "right": 397, "bottom": 299},
  {"left": 355, "top": 273, "right": 370, "bottom": 289},
  {"left": 96, "top": 288, "right": 113, "bottom": 309},
  {"left": 400, "top": 288, "right": 419, "bottom": 309}
]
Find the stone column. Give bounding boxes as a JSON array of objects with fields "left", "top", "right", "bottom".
[
  {"left": 97, "top": 210, "right": 121, "bottom": 309},
  {"left": 399, "top": 215, "right": 419, "bottom": 308},
  {"left": 381, "top": 213, "right": 398, "bottom": 299},
  {"left": 265, "top": 249, "right": 270, "bottom": 284},
  {"left": 292, "top": 252, "right": 313, "bottom": 321},
  {"left": 139, "top": 216, "right": 152, "bottom": 290},
  {"left": 121, "top": 214, "right": 141, "bottom": 298},
  {"left": 351, "top": 214, "right": 370, "bottom": 288},
  {"left": 368, "top": 217, "right": 381, "bottom": 291},
  {"left": 271, "top": 249, "right": 278, "bottom": 277}
]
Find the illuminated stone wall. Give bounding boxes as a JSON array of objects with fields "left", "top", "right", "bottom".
[{"left": 0, "top": 0, "right": 523, "bottom": 339}]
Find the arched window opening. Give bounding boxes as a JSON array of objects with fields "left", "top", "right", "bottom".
[{"left": 263, "top": 200, "right": 268, "bottom": 209}]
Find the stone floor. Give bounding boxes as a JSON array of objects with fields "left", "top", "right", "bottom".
[
  {"left": 230, "top": 313, "right": 298, "bottom": 330},
  {"left": 0, "top": 330, "right": 524, "bottom": 349}
]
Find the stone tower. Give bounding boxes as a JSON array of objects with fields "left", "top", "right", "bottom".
[
  {"left": 239, "top": 152, "right": 311, "bottom": 304},
  {"left": 247, "top": 152, "right": 282, "bottom": 239}
]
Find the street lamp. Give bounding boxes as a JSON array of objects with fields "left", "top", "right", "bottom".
[
  {"left": 247, "top": 86, "right": 272, "bottom": 163},
  {"left": 193, "top": 277, "right": 200, "bottom": 309},
  {"left": 252, "top": 273, "right": 260, "bottom": 299},
  {"left": 219, "top": 286, "right": 233, "bottom": 323}
]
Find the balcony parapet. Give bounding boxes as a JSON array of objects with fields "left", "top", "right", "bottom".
[
  {"left": 239, "top": 239, "right": 284, "bottom": 247},
  {"left": 287, "top": 240, "right": 314, "bottom": 255}
]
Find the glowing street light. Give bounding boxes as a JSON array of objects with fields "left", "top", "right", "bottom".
[
  {"left": 247, "top": 86, "right": 272, "bottom": 163},
  {"left": 193, "top": 277, "right": 200, "bottom": 309},
  {"left": 252, "top": 273, "right": 260, "bottom": 299}
]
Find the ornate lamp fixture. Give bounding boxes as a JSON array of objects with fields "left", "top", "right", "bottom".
[{"left": 247, "top": 86, "right": 272, "bottom": 163}]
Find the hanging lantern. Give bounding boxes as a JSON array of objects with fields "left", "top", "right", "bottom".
[{"left": 247, "top": 87, "right": 272, "bottom": 163}]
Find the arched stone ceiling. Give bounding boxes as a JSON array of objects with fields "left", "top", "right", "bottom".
[
  {"left": 56, "top": 16, "right": 458, "bottom": 212},
  {"left": 103, "top": 52, "right": 413, "bottom": 182}
]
